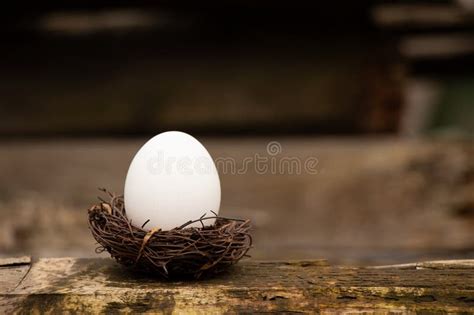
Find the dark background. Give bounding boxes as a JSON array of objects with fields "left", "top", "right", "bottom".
[{"left": 0, "top": 0, "right": 473, "bottom": 264}]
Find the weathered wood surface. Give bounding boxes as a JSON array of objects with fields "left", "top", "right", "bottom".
[
  {"left": 0, "top": 257, "right": 31, "bottom": 296},
  {"left": 1, "top": 139, "right": 474, "bottom": 264},
  {"left": 1, "top": 257, "right": 474, "bottom": 313}
]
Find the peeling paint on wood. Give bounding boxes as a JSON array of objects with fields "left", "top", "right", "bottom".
[{"left": 1, "top": 258, "right": 474, "bottom": 313}]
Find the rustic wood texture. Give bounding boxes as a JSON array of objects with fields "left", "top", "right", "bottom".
[
  {"left": 0, "top": 257, "right": 31, "bottom": 297},
  {"left": 1, "top": 139, "right": 473, "bottom": 264},
  {"left": 1, "top": 258, "right": 474, "bottom": 313}
]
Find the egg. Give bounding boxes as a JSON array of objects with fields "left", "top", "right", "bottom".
[{"left": 124, "top": 131, "right": 221, "bottom": 230}]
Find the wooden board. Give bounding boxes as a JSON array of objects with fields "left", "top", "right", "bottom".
[
  {"left": 0, "top": 256, "right": 31, "bottom": 299},
  {"left": 1, "top": 139, "right": 474, "bottom": 264},
  {"left": 1, "top": 258, "right": 474, "bottom": 313}
]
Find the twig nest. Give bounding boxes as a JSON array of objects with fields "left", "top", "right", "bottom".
[{"left": 88, "top": 190, "right": 252, "bottom": 279}]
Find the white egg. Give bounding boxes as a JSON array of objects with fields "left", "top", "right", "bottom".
[{"left": 124, "top": 131, "right": 221, "bottom": 230}]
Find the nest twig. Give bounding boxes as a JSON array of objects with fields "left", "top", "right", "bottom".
[{"left": 88, "top": 189, "right": 252, "bottom": 279}]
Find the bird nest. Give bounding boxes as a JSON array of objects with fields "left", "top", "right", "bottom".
[{"left": 88, "top": 189, "right": 252, "bottom": 279}]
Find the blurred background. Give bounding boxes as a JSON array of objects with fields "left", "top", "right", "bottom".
[{"left": 0, "top": 0, "right": 473, "bottom": 265}]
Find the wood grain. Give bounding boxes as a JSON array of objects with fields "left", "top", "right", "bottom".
[
  {"left": 1, "top": 139, "right": 473, "bottom": 264},
  {"left": 1, "top": 258, "right": 474, "bottom": 313}
]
